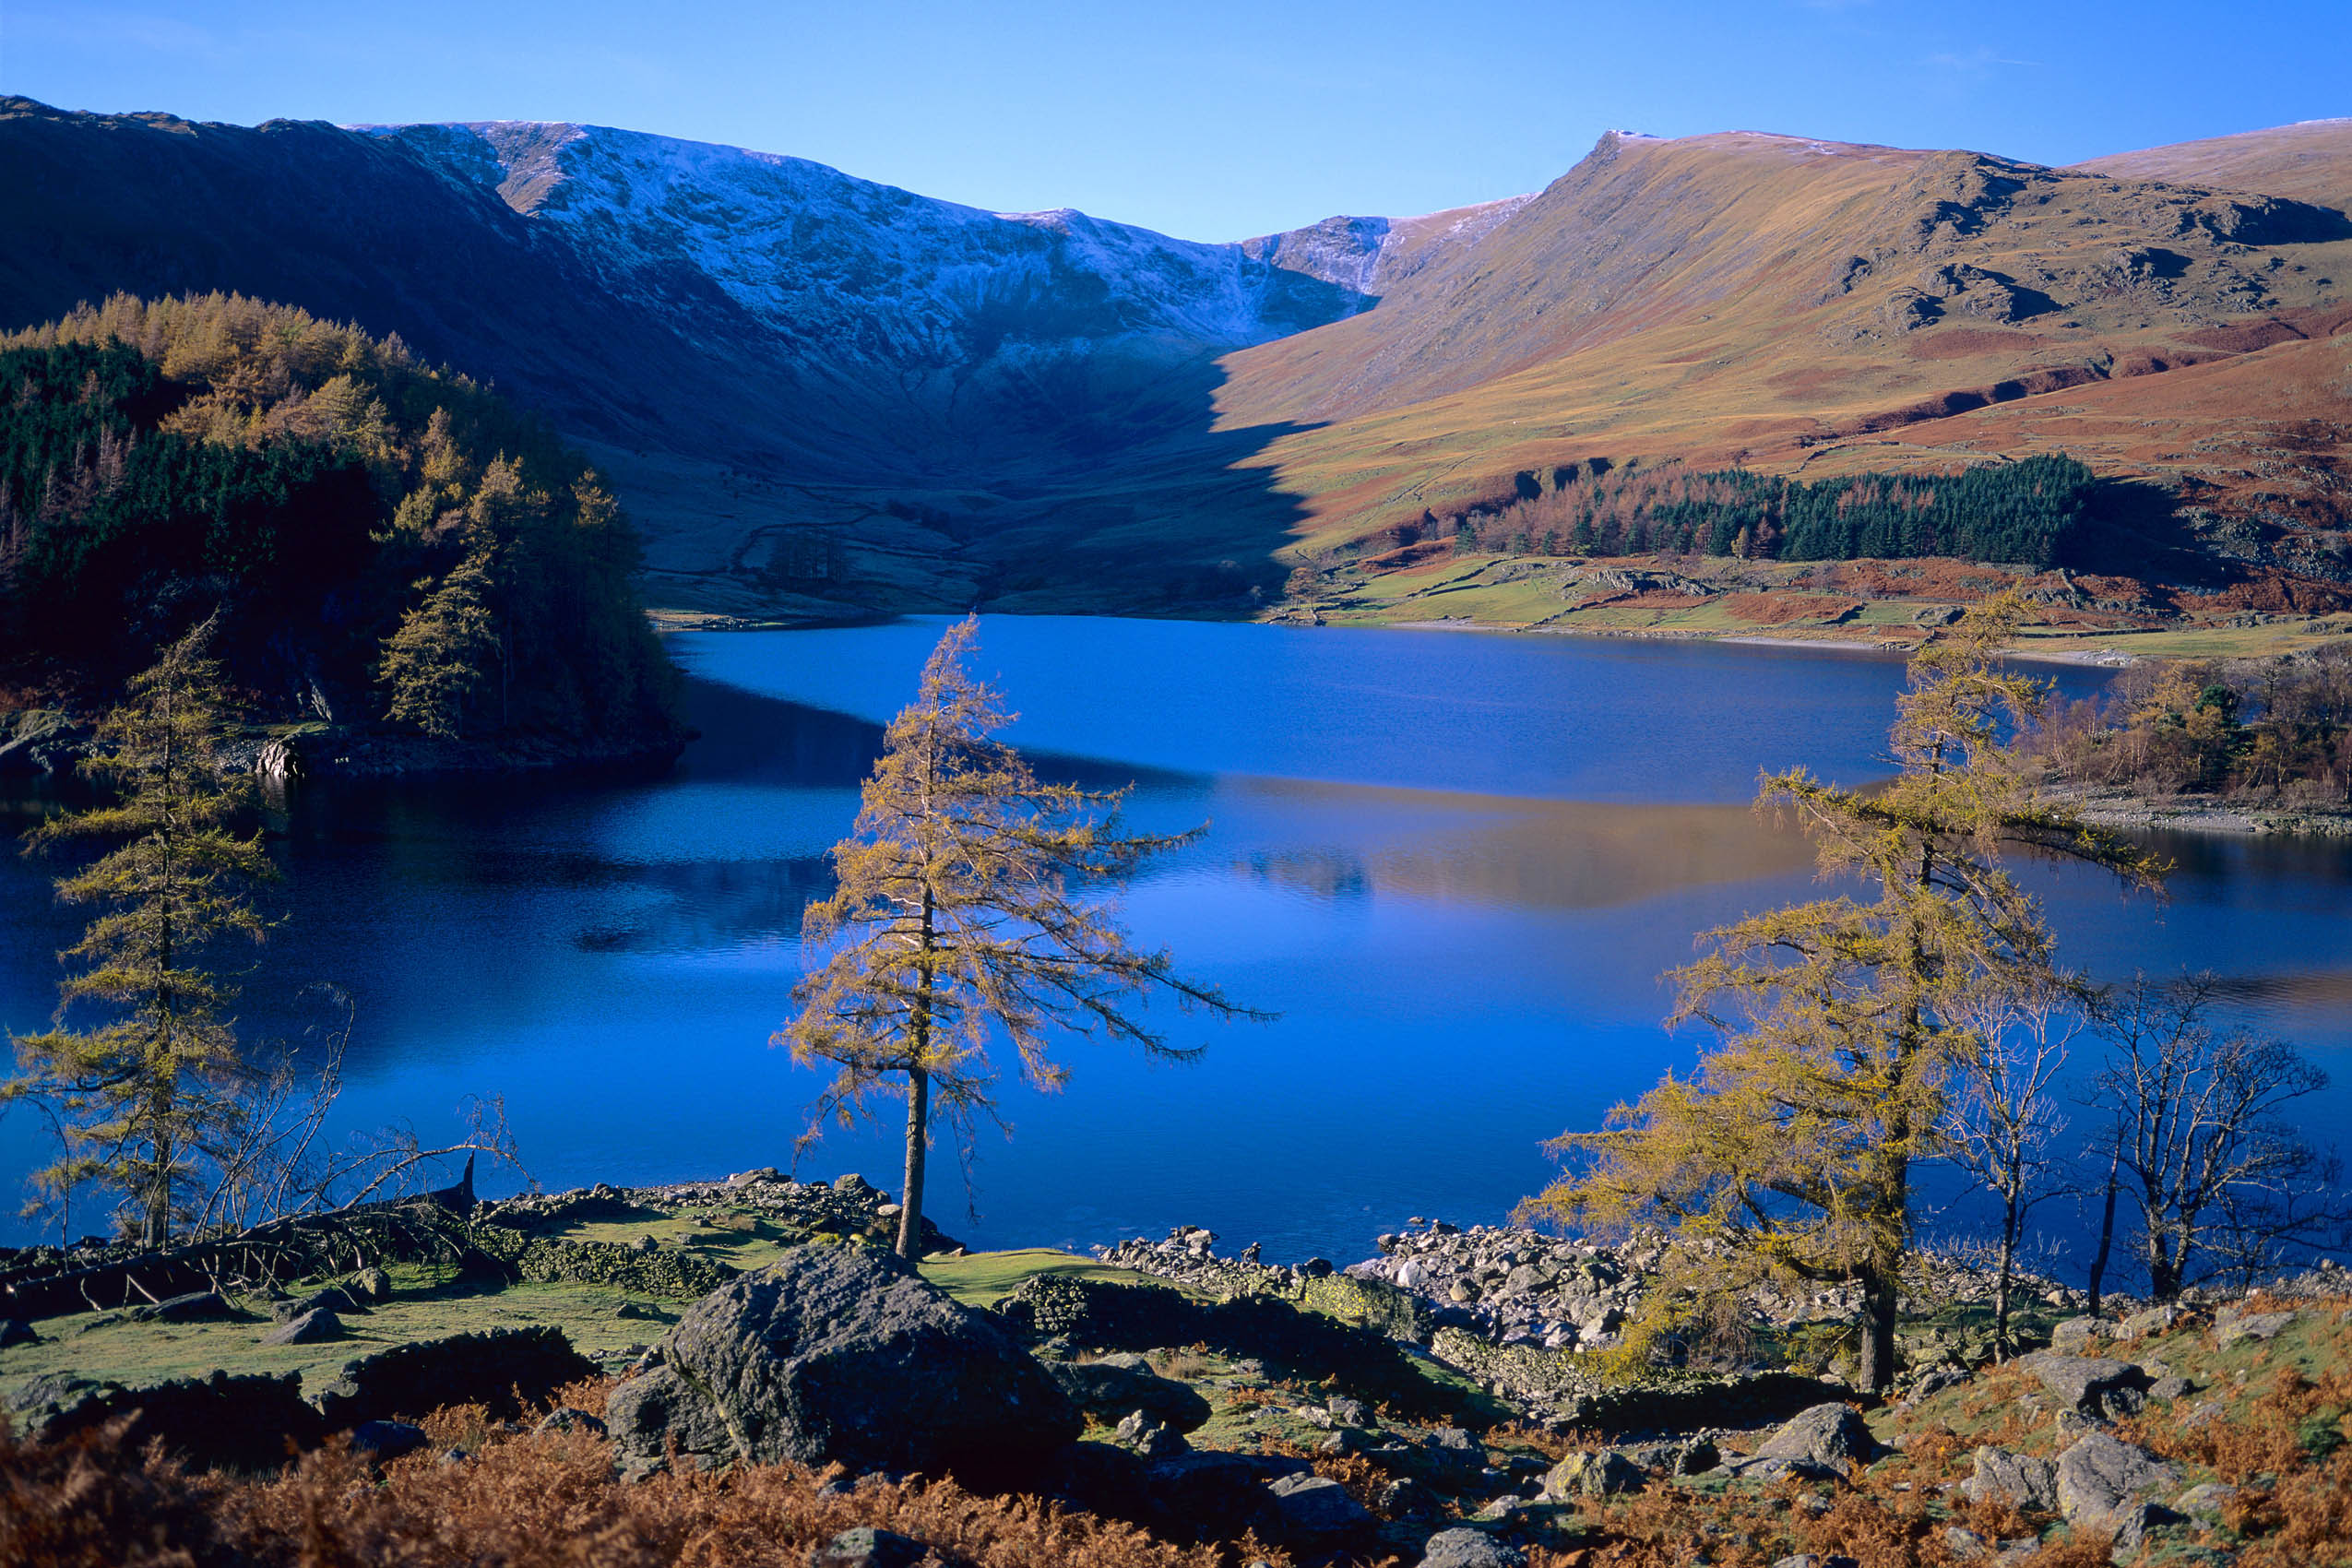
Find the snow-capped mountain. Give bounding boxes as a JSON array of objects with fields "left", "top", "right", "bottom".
[{"left": 365, "top": 119, "right": 1382, "bottom": 371}]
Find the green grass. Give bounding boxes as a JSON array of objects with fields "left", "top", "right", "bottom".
[
  {"left": 0, "top": 1264, "right": 675, "bottom": 1391},
  {"left": 918, "top": 1249, "right": 1177, "bottom": 1309}
]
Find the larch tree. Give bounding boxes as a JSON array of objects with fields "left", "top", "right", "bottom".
[
  {"left": 779, "top": 618, "right": 1267, "bottom": 1260},
  {"left": 378, "top": 547, "right": 499, "bottom": 739},
  {"left": 1520, "top": 593, "right": 2163, "bottom": 1391},
  {"left": 4, "top": 621, "right": 273, "bottom": 1244}
]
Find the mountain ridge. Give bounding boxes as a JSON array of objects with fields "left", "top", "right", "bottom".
[{"left": 5, "top": 96, "right": 2349, "bottom": 625}]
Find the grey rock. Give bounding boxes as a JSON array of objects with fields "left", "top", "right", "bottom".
[
  {"left": 2055, "top": 1431, "right": 2180, "bottom": 1529},
  {"left": 1326, "top": 1393, "right": 1371, "bottom": 1427},
  {"left": 269, "top": 1286, "right": 366, "bottom": 1322},
  {"left": 606, "top": 1242, "right": 1076, "bottom": 1487},
  {"left": 1417, "top": 1526, "right": 1526, "bottom": 1568},
  {"left": 1723, "top": 1453, "right": 1843, "bottom": 1482},
  {"left": 1542, "top": 1448, "right": 1644, "bottom": 1498},
  {"left": 1963, "top": 1446, "right": 2058, "bottom": 1511},
  {"left": 2215, "top": 1309, "right": 2298, "bottom": 1348},
  {"left": 807, "top": 1526, "right": 925, "bottom": 1568},
  {"left": 0, "top": 1318, "right": 34, "bottom": 1348},
  {"left": 1266, "top": 1471, "right": 1374, "bottom": 1545},
  {"left": 534, "top": 1406, "right": 608, "bottom": 1437},
  {"left": 134, "top": 1289, "right": 235, "bottom": 1324},
  {"left": 2049, "top": 1316, "right": 2106, "bottom": 1352},
  {"left": 2171, "top": 1481, "right": 2238, "bottom": 1520},
  {"left": 350, "top": 1265, "right": 394, "bottom": 1303},
  {"left": 261, "top": 1308, "right": 343, "bottom": 1347},
  {"left": 348, "top": 1419, "right": 427, "bottom": 1461},
  {"left": 1755, "top": 1401, "right": 1882, "bottom": 1468},
  {"left": 1943, "top": 1526, "right": 1991, "bottom": 1561},
  {"left": 2108, "top": 1500, "right": 2183, "bottom": 1554},
  {"left": 1772, "top": 1556, "right": 1859, "bottom": 1568},
  {"left": 2020, "top": 1353, "right": 2151, "bottom": 1420},
  {"left": 1047, "top": 1358, "right": 1211, "bottom": 1432},
  {"left": 2117, "top": 1304, "right": 2180, "bottom": 1341},
  {"left": 2146, "top": 1374, "right": 2193, "bottom": 1402},
  {"left": 1112, "top": 1408, "right": 1188, "bottom": 1459}
]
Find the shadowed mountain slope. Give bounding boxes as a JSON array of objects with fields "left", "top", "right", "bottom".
[{"left": 6, "top": 99, "right": 2349, "bottom": 622}]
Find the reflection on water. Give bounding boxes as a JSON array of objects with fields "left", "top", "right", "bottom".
[
  {"left": 1222, "top": 780, "right": 1817, "bottom": 910},
  {"left": 1, "top": 616, "right": 2346, "bottom": 1264}
]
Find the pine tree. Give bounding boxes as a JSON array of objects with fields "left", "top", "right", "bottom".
[
  {"left": 5, "top": 622, "right": 273, "bottom": 1244},
  {"left": 1520, "top": 593, "right": 2163, "bottom": 1390},
  {"left": 378, "top": 549, "right": 499, "bottom": 740},
  {"left": 780, "top": 618, "right": 1267, "bottom": 1260}
]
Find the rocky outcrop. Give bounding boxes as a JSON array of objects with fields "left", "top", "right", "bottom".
[{"left": 607, "top": 1243, "right": 1077, "bottom": 1487}]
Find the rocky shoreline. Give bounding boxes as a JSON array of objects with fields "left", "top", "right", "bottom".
[
  {"left": 11, "top": 1170, "right": 2352, "bottom": 1565},
  {"left": 2049, "top": 781, "right": 2352, "bottom": 839},
  {"left": 0, "top": 706, "right": 686, "bottom": 785}
]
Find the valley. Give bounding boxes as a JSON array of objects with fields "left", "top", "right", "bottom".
[{"left": 5, "top": 101, "right": 2348, "bottom": 639}]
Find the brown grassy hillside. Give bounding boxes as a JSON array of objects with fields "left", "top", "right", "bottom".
[
  {"left": 2074, "top": 119, "right": 2352, "bottom": 214},
  {"left": 1215, "top": 129, "right": 2352, "bottom": 573}
]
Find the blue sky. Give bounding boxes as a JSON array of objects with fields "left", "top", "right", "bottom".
[{"left": 6, "top": 0, "right": 2345, "bottom": 241}]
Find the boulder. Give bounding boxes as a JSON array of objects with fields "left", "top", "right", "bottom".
[
  {"left": 2108, "top": 1500, "right": 2184, "bottom": 1554},
  {"left": 261, "top": 1308, "right": 343, "bottom": 1347},
  {"left": 1417, "top": 1426, "right": 1490, "bottom": 1488},
  {"left": 309, "top": 1326, "right": 597, "bottom": 1427},
  {"left": 133, "top": 1289, "right": 236, "bottom": 1324},
  {"left": 2145, "top": 1374, "right": 2193, "bottom": 1403},
  {"left": 2171, "top": 1481, "right": 2238, "bottom": 1521},
  {"left": 808, "top": 1526, "right": 926, "bottom": 1568},
  {"left": 1754, "top": 1402, "right": 1881, "bottom": 1469},
  {"left": 2049, "top": 1316, "right": 2105, "bottom": 1353},
  {"left": 268, "top": 1285, "right": 366, "bottom": 1322},
  {"left": 347, "top": 1419, "right": 428, "bottom": 1462},
  {"left": 1418, "top": 1526, "right": 1526, "bottom": 1568},
  {"left": 2054, "top": 1431, "right": 2180, "bottom": 1530},
  {"left": 606, "top": 1242, "right": 1076, "bottom": 1487},
  {"left": 1962, "top": 1446, "right": 2057, "bottom": 1512},
  {"left": 1046, "top": 1356, "right": 1212, "bottom": 1431},
  {"left": 1111, "top": 1408, "right": 1188, "bottom": 1459},
  {"left": 0, "top": 1318, "right": 34, "bottom": 1348},
  {"left": 534, "top": 1406, "right": 609, "bottom": 1438},
  {"left": 350, "top": 1266, "right": 394, "bottom": 1303},
  {"left": 1266, "top": 1472, "right": 1375, "bottom": 1548},
  {"left": 2020, "top": 1354, "right": 2151, "bottom": 1420},
  {"left": 7, "top": 1369, "right": 323, "bottom": 1471},
  {"left": 1143, "top": 1450, "right": 1295, "bottom": 1540},
  {"left": 1542, "top": 1448, "right": 1645, "bottom": 1498},
  {"left": 2215, "top": 1310, "right": 2298, "bottom": 1348},
  {"left": 2116, "top": 1304, "right": 2180, "bottom": 1341}
]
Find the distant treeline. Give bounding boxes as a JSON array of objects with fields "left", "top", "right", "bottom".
[
  {"left": 1414, "top": 455, "right": 2096, "bottom": 568},
  {"left": 0, "top": 293, "right": 676, "bottom": 744}
]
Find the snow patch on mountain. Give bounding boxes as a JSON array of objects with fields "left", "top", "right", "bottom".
[{"left": 361, "top": 120, "right": 1399, "bottom": 370}]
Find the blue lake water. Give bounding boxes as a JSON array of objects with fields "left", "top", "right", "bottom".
[{"left": 4, "top": 616, "right": 2349, "bottom": 1269}]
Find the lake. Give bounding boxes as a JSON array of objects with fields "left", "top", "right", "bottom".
[{"left": 4, "top": 616, "right": 2349, "bottom": 1268}]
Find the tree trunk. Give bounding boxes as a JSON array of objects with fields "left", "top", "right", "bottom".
[
  {"left": 896, "top": 1063, "right": 929, "bottom": 1261},
  {"left": 1858, "top": 1262, "right": 1899, "bottom": 1392},
  {"left": 2086, "top": 1152, "right": 2120, "bottom": 1313},
  {"left": 1994, "top": 1196, "right": 2019, "bottom": 1356}
]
